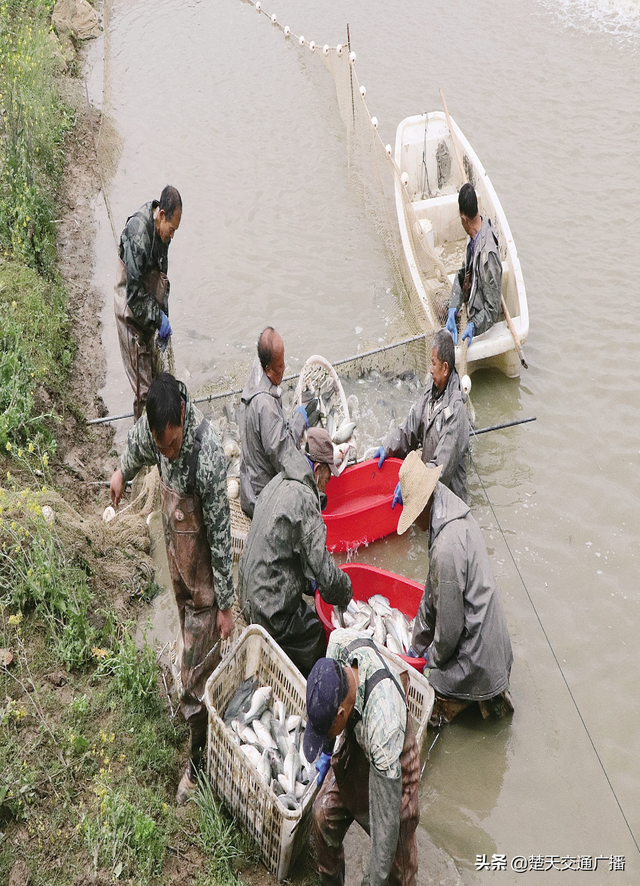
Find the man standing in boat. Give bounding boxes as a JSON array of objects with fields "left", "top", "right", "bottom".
[
  {"left": 398, "top": 451, "right": 513, "bottom": 727},
  {"left": 238, "top": 326, "right": 309, "bottom": 517},
  {"left": 238, "top": 428, "right": 352, "bottom": 677},
  {"left": 114, "top": 185, "right": 182, "bottom": 418},
  {"left": 109, "top": 372, "right": 235, "bottom": 804},
  {"left": 446, "top": 182, "right": 502, "bottom": 347},
  {"left": 375, "top": 328, "right": 469, "bottom": 503}
]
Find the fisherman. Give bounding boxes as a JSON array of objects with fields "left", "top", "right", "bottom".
[
  {"left": 238, "top": 326, "right": 309, "bottom": 517},
  {"left": 114, "top": 185, "right": 182, "bottom": 418},
  {"left": 306, "top": 629, "right": 420, "bottom": 886},
  {"left": 445, "top": 182, "right": 502, "bottom": 348},
  {"left": 374, "top": 328, "right": 469, "bottom": 504},
  {"left": 238, "top": 428, "right": 352, "bottom": 677},
  {"left": 109, "top": 372, "right": 234, "bottom": 803},
  {"left": 398, "top": 451, "right": 513, "bottom": 726}
]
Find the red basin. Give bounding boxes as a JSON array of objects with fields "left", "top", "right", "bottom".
[
  {"left": 315, "top": 562, "right": 427, "bottom": 671},
  {"left": 322, "top": 458, "right": 403, "bottom": 552}
]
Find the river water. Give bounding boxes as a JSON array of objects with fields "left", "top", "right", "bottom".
[{"left": 86, "top": 0, "right": 640, "bottom": 881}]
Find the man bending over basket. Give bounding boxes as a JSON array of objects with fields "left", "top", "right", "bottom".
[{"left": 306, "top": 629, "right": 420, "bottom": 886}]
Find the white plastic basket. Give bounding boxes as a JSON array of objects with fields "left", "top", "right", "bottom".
[{"left": 204, "top": 625, "right": 317, "bottom": 881}]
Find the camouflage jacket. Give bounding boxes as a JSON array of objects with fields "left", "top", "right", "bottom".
[
  {"left": 119, "top": 383, "right": 234, "bottom": 610},
  {"left": 327, "top": 628, "right": 406, "bottom": 778},
  {"left": 119, "top": 200, "right": 170, "bottom": 336}
]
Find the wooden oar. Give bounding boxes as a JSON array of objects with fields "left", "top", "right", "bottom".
[{"left": 439, "top": 88, "right": 527, "bottom": 369}]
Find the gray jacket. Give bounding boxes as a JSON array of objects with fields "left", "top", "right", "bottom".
[
  {"left": 449, "top": 216, "right": 502, "bottom": 337},
  {"left": 412, "top": 484, "right": 513, "bottom": 700},
  {"left": 382, "top": 369, "right": 469, "bottom": 502},
  {"left": 238, "top": 447, "right": 352, "bottom": 640},
  {"left": 238, "top": 356, "right": 306, "bottom": 517}
]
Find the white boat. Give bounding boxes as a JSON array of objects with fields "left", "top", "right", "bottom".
[{"left": 394, "top": 112, "right": 528, "bottom": 378}]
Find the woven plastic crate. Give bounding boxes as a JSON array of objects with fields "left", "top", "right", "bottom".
[{"left": 204, "top": 625, "right": 317, "bottom": 881}]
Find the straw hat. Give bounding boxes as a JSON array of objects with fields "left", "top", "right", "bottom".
[{"left": 397, "top": 451, "right": 443, "bottom": 535}]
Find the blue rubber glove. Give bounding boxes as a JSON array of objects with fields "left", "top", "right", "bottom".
[
  {"left": 462, "top": 321, "right": 475, "bottom": 347},
  {"left": 373, "top": 446, "right": 386, "bottom": 469},
  {"left": 295, "top": 404, "right": 309, "bottom": 429},
  {"left": 391, "top": 481, "right": 403, "bottom": 510},
  {"left": 315, "top": 752, "right": 332, "bottom": 786},
  {"left": 310, "top": 580, "right": 317, "bottom": 593},
  {"left": 158, "top": 311, "right": 172, "bottom": 341},
  {"left": 446, "top": 307, "right": 458, "bottom": 344}
]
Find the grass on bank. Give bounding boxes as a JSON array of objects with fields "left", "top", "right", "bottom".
[
  {"left": 0, "top": 0, "right": 76, "bottom": 453},
  {"left": 0, "top": 2, "right": 266, "bottom": 883}
]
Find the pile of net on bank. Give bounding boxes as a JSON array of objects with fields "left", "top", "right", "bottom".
[
  {"left": 331, "top": 595, "right": 415, "bottom": 655},
  {"left": 223, "top": 677, "right": 314, "bottom": 810}
]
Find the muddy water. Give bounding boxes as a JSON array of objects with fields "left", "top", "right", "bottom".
[{"left": 87, "top": 0, "right": 640, "bottom": 881}]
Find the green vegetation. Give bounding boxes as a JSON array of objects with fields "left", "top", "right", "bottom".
[
  {"left": 0, "top": 0, "right": 75, "bottom": 452},
  {"left": 0, "top": 0, "right": 73, "bottom": 277},
  {"left": 0, "top": 3, "right": 308, "bottom": 884}
]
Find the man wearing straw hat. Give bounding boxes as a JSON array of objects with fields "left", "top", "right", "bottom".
[
  {"left": 238, "top": 428, "right": 352, "bottom": 677},
  {"left": 375, "top": 328, "right": 469, "bottom": 502},
  {"left": 398, "top": 451, "right": 513, "bottom": 726}
]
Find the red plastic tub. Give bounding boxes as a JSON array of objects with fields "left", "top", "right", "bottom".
[
  {"left": 315, "top": 562, "right": 427, "bottom": 671},
  {"left": 322, "top": 458, "right": 403, "bottom": 552}
]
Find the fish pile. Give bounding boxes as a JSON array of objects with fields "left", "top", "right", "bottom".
[
  {"left": 222, "top": 676, "right": 314, "bottom": 811},
  {"left": 331, "top": 595, "right": 415, "bottom": 656}
]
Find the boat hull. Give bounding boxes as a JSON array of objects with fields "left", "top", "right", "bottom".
[{"left": 394, "top": 112, "right": 528, "bottom": 377}]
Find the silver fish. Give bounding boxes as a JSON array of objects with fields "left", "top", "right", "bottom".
[
  {"left": 372, "top": 610, "right": 387, "bottom": 646},
  {"left": 346, "top": 599, "right": 360, "bottom": 616},
  {"left": 241, "top": 744, "right": 262, "bottom": 769},
  {"left": 284, "top": 750, "right": 300, "bottom": 790},
  {"left": 273, "top": 698, "right": 286, "bottom": 726},
  {"left": 240, "top": 725, "right": 262, "bottom": 747},
  {"left": 368, "top": 595, "right": 392, "bottom": 617},
  {"left": 278, "top": 772, "right": 291, "bottom": 794},
  {"left": 271, "top": 718, "right": 293, "bottom": 760},
  {"left": 286, "top": 714, "right": 302, "bottom": 733},
  {"left": 258, "top": 748, "right": 271, "bottom": 783},
  {"left": 325, "top": 412, "right": 336, "bottom": 440},
  {"left": 386, "top": 634, "right": 403, "bottom": 656},
  {"left": 242, "top": 686, "right": 272, "bottom": 724},
  {"left": 253, "top": 719, "right": 278, "bottom": 750},
  {"left": 384, "top": 615, "right": 405, "bottom": 651},
  {"left": 333, "top": 420, "right": 357, "bottom": 445}
]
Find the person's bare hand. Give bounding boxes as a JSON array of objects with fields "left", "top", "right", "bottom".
[
  {"left": 217, "top": 607, "right": 234, "bottom": 641},
  {"left": 110, "top": 469, "right": 125, "bottom": 507}
]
